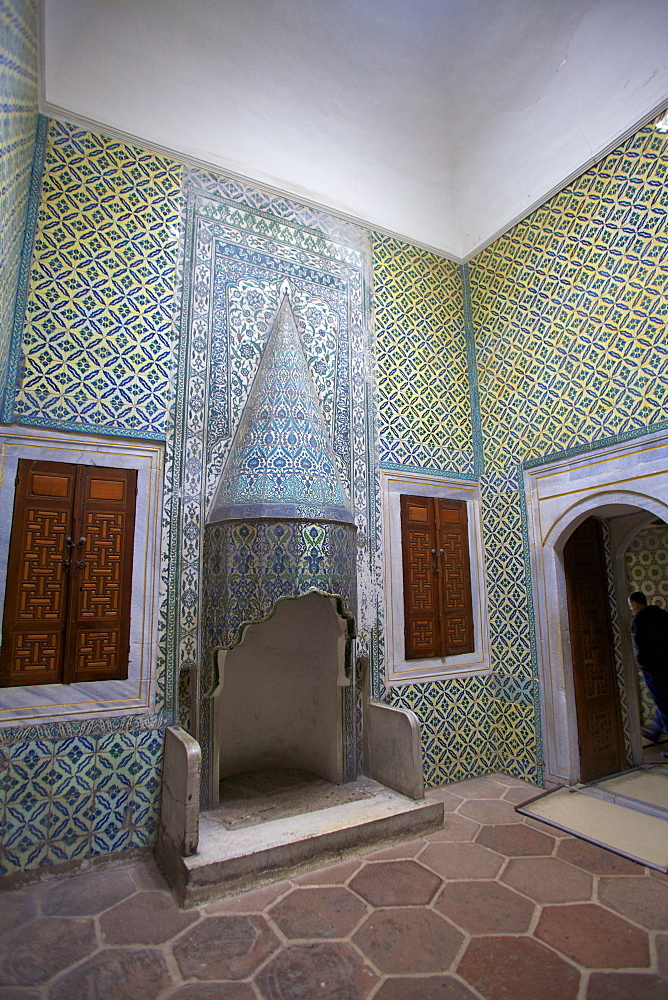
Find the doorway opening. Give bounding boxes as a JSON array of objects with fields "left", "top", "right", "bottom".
[
  {"left": 524, "top": 429, "right": 668, "bottom": 787},
  {"left": 563, "top": 516, "right": 626, "bottom": 782}
]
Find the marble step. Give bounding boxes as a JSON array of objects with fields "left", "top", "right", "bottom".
[{"left": 160, "top": 778, "right": 444, "bottom": 907}]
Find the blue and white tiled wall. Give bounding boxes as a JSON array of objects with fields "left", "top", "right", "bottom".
[
  {"left": 375, "top": 118, "right": 668, "bottom": 787},
  {"left": 1, "top": 0, "right": 667, "bottom": 874},
  {"left": 0, "top": 0, "right": 38, "bottom": 408},
  {"left": 1, "top": 727, "right": 163, "bottom": 871}
]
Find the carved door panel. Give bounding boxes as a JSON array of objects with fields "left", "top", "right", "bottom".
[
  {"left": 400, "top": 495, "right": 474, "bottom": 660},
  {"left": 1, "top": 461, "right": 136, "bottom": 686},
  {"left": 564, "top": 517, "right": 625, "bottom": 781}
]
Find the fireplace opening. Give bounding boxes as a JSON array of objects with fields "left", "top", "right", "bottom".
[{"left": 217, "top": 592, "right": 352, "bottom": 809}]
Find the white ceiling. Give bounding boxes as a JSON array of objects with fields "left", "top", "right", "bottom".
[{"left": 42, "top": 0, "right": 668, "bottom": 260}]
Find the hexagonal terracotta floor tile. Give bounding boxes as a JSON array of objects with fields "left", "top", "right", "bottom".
[
  {"left": 0, "top": 891, "right": 37, "bottom": 935},
  {"left": 435, "top": 880, "right": 534, "bottom": 934},
  {"left": 372, "top": 975, "right": 480, "bottom": 999},
  {"left": 0, "top": 988, "right": 41, "bottom": 1000},
  {"left": 449, "top": 777, "right": 506, "bottom": 799},
  {"left": 585, "top": 971, "right": 668, "bottom": 1000},
  {"left": 268, "top": 886, "right": 367, "bottom": 939},
  {"left": 501, "top": 856, "right": 593, "bottom": 903},
  {"left": 598, "top": 875, "right": 668, "bottom": 929},
  {"left": 425, "top": 788, "right": 465, "bottom": 811},
  {"left": 167, "top": 984, "right": 258, "bottom": 1000},
  {"left": 500, "top": 783, "right": 541, "bottom": 804},
  {"left": 425, "top": 813, "right": 480, "bottom": 843},
  {"left": 365, "top": 840, "right": 427, "bottom": 861},
  {"left": 353, "top": 908, "right": 464, "bottom": 974},
  {"left": 255, "top": 942, "right": 377, "bottom": 999},
  {"left": 555, "top": 838, "right": 641, "bottom": 876},
  {"left": 49, "top": 948, "right": 173, "bottom": 1000},
  {"left": 419, "top": 841, "right": 503, "bottom": 880},
  {"left": 205, "top": 882, "right": 290, "bottom": 914},
  {"left": 0, "top": 917, "right": 96, "bottom": 986},
  {"left": 457, "top": 799, "right": 521, "bottom": 825},
  {"left": 40, "top": 868, "right": 136, "bottom": 915},
  {"left": 457, "top": 935, "right": 581, "bottom": 1000},
  {"left": 100, "top": 890, "right": 198, "bottom": 944},
  {"left": 535, "top": 903, "right": 650, "bottom": 969},
  {"left": 657, "top": 932, "right": 668, "bottom": 978},
  {"left": 476, "top": 822, "right": 554, "bottom": 857},
  {"left": 173, "top": 915, "right": 279, "bottom": 980},
  {"left": 349, "top": 860, "right": 441, "bottom": 907},
  {"left": 294, "top": 860, "right": 361, "bottom": 885}
]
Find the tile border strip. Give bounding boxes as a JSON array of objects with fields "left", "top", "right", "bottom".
[{"left": 2, "top": 111, "right": 47, "bottom": 422}]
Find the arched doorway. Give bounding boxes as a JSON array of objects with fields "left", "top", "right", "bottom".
[
  {"left": 563, "top": 516, "right": 626, "bottom": 781},
  {"left": 524, "top": 429, "right": 668, "bottom": 787}
]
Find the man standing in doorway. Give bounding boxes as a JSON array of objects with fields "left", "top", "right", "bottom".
[{"left": 628, "top": 591, "right": 668, "bottom": 751}]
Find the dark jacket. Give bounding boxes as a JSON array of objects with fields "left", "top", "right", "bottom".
[{"left": 631, "top": 604, "right": 668, "bottom": 676}]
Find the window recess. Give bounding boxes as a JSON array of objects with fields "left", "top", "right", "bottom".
[{"left": 0, "top": 460, "right": 136, "bottom": 687}]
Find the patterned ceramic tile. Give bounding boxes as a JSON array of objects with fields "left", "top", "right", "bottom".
[
  {"left": 12, "top": 119, "right": 182, "bottom": 437},
  {"left": 390, "top": 675, "right": 499, "bottom": 786},
  {"left": 470, "top": 121, "right": 668, "bottom": 472},
  {"left": 173, "top": 167, "right": 375, "bottom": 802},
  {"left": 4, "top": 104, "right": 667, "bottom": 875},
  {"left": 210, "top": 296, "right": 354, "bottom": 523},
  {"left": 0, "top": 0, "right": 38, "bottom": 402},
  {"left": 372, "top": 234, "right": 475, "bottom": 476}
]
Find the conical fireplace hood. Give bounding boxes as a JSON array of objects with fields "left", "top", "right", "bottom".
[{"left": 209, "top": 294, "right": 354, "bottom": 525}]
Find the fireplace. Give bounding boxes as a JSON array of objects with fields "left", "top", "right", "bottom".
[{"left": 202, "top": 293, "right": 358, "bottom": 807}]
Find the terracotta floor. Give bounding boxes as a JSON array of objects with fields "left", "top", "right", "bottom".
[{"left": 1, "top": 771, "right": 667, "bottom": 1000}]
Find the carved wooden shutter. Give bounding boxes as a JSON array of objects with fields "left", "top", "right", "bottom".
[
  {"left": 1, "top": 461, "right": 136, "bottom": 686},
  {"left": 0, "top": 462, "right": 76, "bottom": 686},
  {"left": 437, "top": 499, "right": 474, "bottom": 656},
  {"left": 65, "top": 466, "right": 136, "bottom": 683},
  {"left": 401, "top": 495, "right": 441, "bottom": 659},
  {"left": 400, "top": 494, "right": 474, "bottom": 660}
]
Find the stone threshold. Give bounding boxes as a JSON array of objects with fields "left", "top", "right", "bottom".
[{"left": 158, "top": 777, "right": 444, "bottom": 907}]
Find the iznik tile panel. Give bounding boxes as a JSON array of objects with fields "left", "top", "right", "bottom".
[
  {"left": 13, "top": 120, "right": 182, "bottom": 438},
  {"left": 174, "top": 167, "right": 375, "bottom": 798},
  {"left": 209, "top": 296, "right": 354, "bottom": 524},
  {"left": 0, "top": 727, "right": 163, "bottom": 876},
  {"left": 470, "top": 121, "right": 668, "bottom": 472},
  {"left": 372, "top": 234, "right": 474, "bottom": 476},
  {"left": 0, "top": 0, "right": 38, "bottom": 389}
]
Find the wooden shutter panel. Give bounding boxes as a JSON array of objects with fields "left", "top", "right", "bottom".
[
  {"left": 437, "top": 499, "right": 474, "bottom": 655},
  {"left": 1, "top": 461, "right": 136, "bottom": 687},
  {"left": 66, "top": 466, "right": 136, "bottom": 683},
  {"left": 400, "top": 494, "right": 475, "bottom": 661},
  {"left": 0, "top": 461, "right": 76, "bottom": 686},
  {"left": 401, "top": 494, "right": 441, "bottom": 659}
]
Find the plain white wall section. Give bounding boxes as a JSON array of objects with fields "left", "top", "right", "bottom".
[
  {"left": 217, "top": 593, "right": 349, "bottom": 785},
  {"left": 42, "top": 0, "right": 668, "bottom": 260}
]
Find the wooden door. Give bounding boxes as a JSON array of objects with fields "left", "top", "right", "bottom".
[
  {"left": 563, "top": 517, "right": 625, "bottom": 781},
  {"left": 0, "top": 461, "right": 136, "bottom": 686}
]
